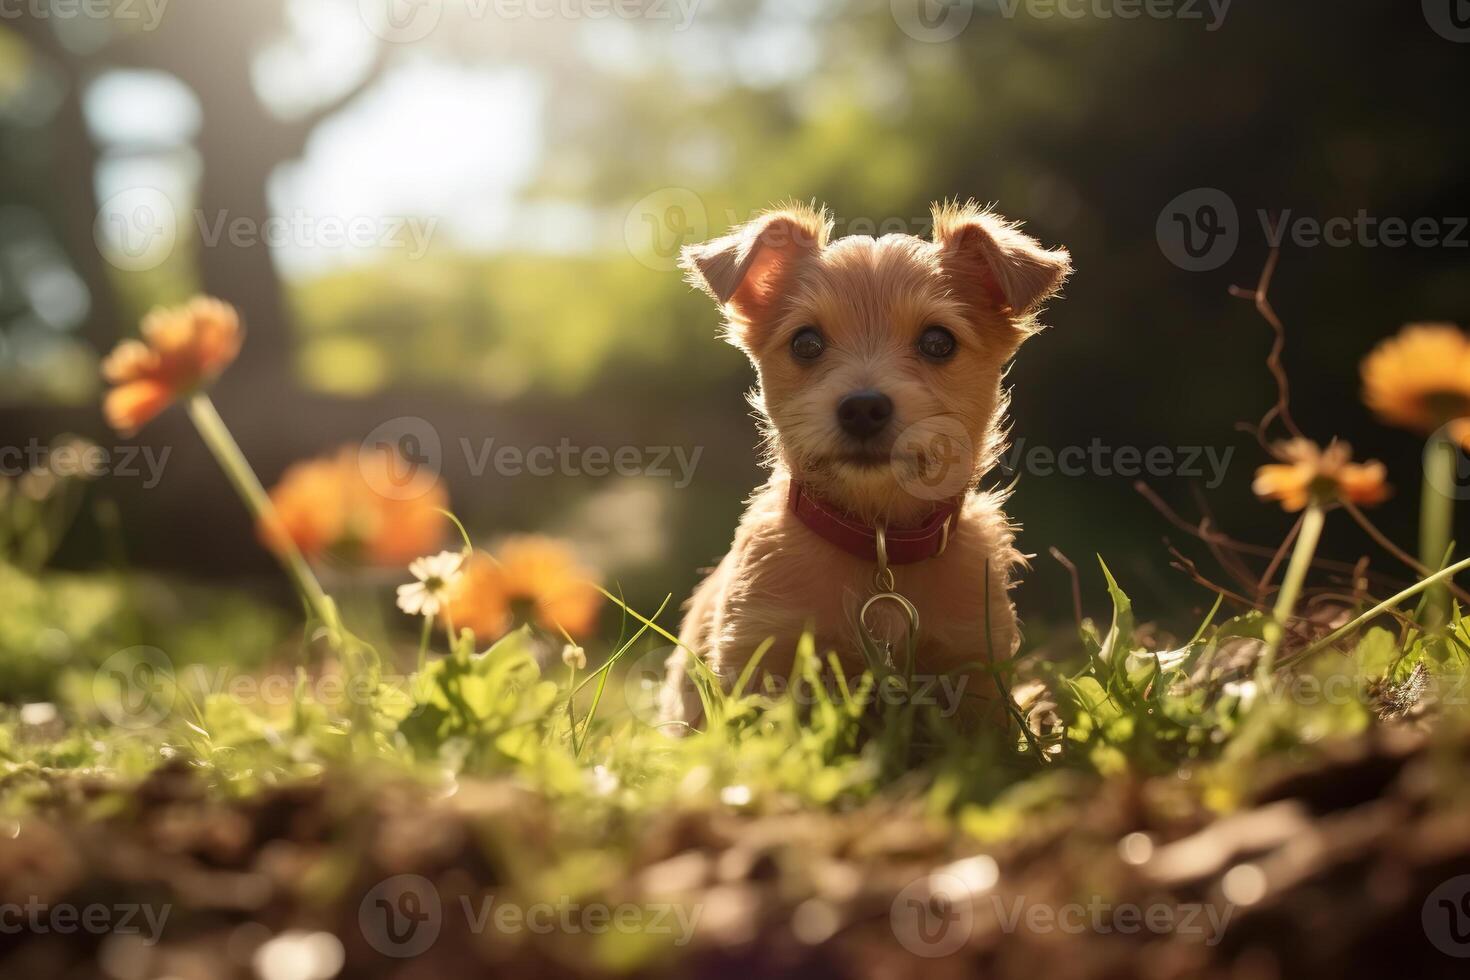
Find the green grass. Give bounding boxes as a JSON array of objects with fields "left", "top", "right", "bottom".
[
  {"left": 5, "top": 553, "right": 1466, "bottom": 832},
  {"left": 4, "top": 551, "right": 1470, "bottom": 975}
]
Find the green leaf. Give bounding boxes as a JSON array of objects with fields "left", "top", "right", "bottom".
[
  {"left": 1096, "top": 558, "right": 1136, "bottom": 664},
  {"left": 1353, "top": 626, "right": 1400, "bottom": 680}
]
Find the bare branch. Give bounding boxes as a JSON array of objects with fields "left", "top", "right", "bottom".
[
  {"left": 1229, "top": 246, "right": 1306, "bottom": 445},
  {"left": 1189, "top": 485, "right": 1260, "bottom": 589},
  {"left": 1342, "top": 500, "right": 1470, "bottom": 605},
  {"left": 1167, "top": 545, "right": 1264, "bottom": 611},
  {"left": 1048, "top": 546, "right": 1084, "bottom": 631},
  {"left": 1134, "top": 481, "right": 1413, "bottom": 590}
]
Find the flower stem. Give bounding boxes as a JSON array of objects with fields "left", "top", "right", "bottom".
[
  {"left": 1420, "top": 435, "right": 1456, "bottom": 628},
  {"left": 1293, "top": 551, "right": 1470, "bottom": 664},
  {"left": 185, "top": 393, "right": 338, "bottom": 636},
  {"left": 416, "top": 614, "right": 432, "bottom": 677},
  {"left": 1259, "top": 501, "right": 1325, "bottom": 683}
]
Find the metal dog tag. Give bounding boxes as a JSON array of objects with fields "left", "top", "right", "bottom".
[
  {"left": 862, "top": 523, "right": 921, "bottom": 667},
  {"left": 860, "top": 590, "right": 920, "bottom": 669}
]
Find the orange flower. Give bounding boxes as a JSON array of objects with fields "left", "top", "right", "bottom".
[
  {"left": 1361, "top": 323, "right": 1470, "bottom": 449},
  {"left": 446, "top": 536, "right": 603, "bottom": 641},
  {"left": 102, "top": 297, "right": 243, "bottom": 434},
  {"left": 1252, "top": 438, "right": 1390, "bottom": 512},
  {"left": 260, "top": 445, "right": 448, "bottom": 566}
]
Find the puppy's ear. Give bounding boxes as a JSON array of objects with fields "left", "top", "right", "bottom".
[
  {"left": 680, "top": 204, "right": 829, "bottom": 336},
  {"left": 931, "top": 201, "right": 1072, "bottom": 321}
]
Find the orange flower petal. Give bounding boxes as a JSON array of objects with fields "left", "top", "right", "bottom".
[
  {"left": 536, "top": 582, "right": 604, "bottom": 638},
  {"left": 259, "top": 445, "right": 447, "bottom": 567},
  {"left": 1255, "top": 439, "right": 1389, "bottom": 512},
  {"left": 103, "top": 379, "right": 174, "bottom": 436},
  {"left": 102, "top": 296, "right": 244, "bottom": 433},
  {"left": 1338, "top": 462, "right": 1391, "bottom": 507},
  {"left": 1252, "top": 462, "right": 1311, "bottom": 511},
  {"left": 101, "top": 339, "right": 158, "bottom": 384},
  {"left": 445, "top": 537, "right": 603, "bottom": 643},
  {"left": 1361, "top": 323, "right": 1470, "bottom": 434},
  {"left": 445, "top": 553, "right": 512, "bottom": 639}
]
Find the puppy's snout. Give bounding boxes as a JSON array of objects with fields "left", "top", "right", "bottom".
[{"left": 837, "top": 390, "right": 894, "bottom": 441}]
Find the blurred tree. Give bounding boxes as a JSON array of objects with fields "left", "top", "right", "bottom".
[
  {"left": 2, "top": 16, "right": 117, "bottom": 365},
  {"left": 1, "top": 1, "right": 1467, "bottom": 625},
  {"left": 6, "top": 2, "right": 389, "bottom": 376}
]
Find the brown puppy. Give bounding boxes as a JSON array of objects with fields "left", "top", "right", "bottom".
[{"left": 661, "top": 200, "right": 1071, "bottom": 726}]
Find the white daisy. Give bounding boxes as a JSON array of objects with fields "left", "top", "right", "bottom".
[{"left": 395, "top": 550, "right": 466, "bottom": 618}]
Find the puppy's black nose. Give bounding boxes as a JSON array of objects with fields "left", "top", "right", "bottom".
[{"left": 837, "top": 390, "right": 894, "bottom": 441}]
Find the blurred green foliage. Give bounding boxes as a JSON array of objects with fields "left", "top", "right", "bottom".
[
  {"left": 290, "top": 253, "right": 722, "bottom": 398},
  {"left": 2, "top": 1, "right": 1466, "bottom": 624}
]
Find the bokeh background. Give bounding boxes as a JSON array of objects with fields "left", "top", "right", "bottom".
[{"left": 3, "top": 0, "right": 1468, "bottom": 638}]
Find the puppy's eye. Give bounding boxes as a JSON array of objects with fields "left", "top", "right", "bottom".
[
  {"left": 918, "top": 325, "right": 956, "bottom": 361},
  {"left": 791, "top": 327, "right": 825, "bottom": 361}
]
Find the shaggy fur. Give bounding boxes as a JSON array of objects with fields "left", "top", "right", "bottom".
[{"left": 661, "top": 200, "right": 1071, "bottom": 725}]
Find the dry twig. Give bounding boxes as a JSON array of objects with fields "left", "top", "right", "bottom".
[
  {"left": 1049, "top": 546, "right": 1084, "bottom": 631},
  {"left": 1229, "top": 246, "right": 1306, "bottom": 448}
]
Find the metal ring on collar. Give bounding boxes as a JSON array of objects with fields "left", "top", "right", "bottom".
[{"left": 860, "top": 590, "right": 921, "bottom": 642}]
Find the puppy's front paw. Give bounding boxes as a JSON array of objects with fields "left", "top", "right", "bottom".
[{"left": 657, "top": 648, "right": 705, "bottom": 735}]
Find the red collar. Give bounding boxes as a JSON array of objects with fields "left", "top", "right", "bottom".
[{"left": 786, "top": 480, "right": 959, "bottom": 565}]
